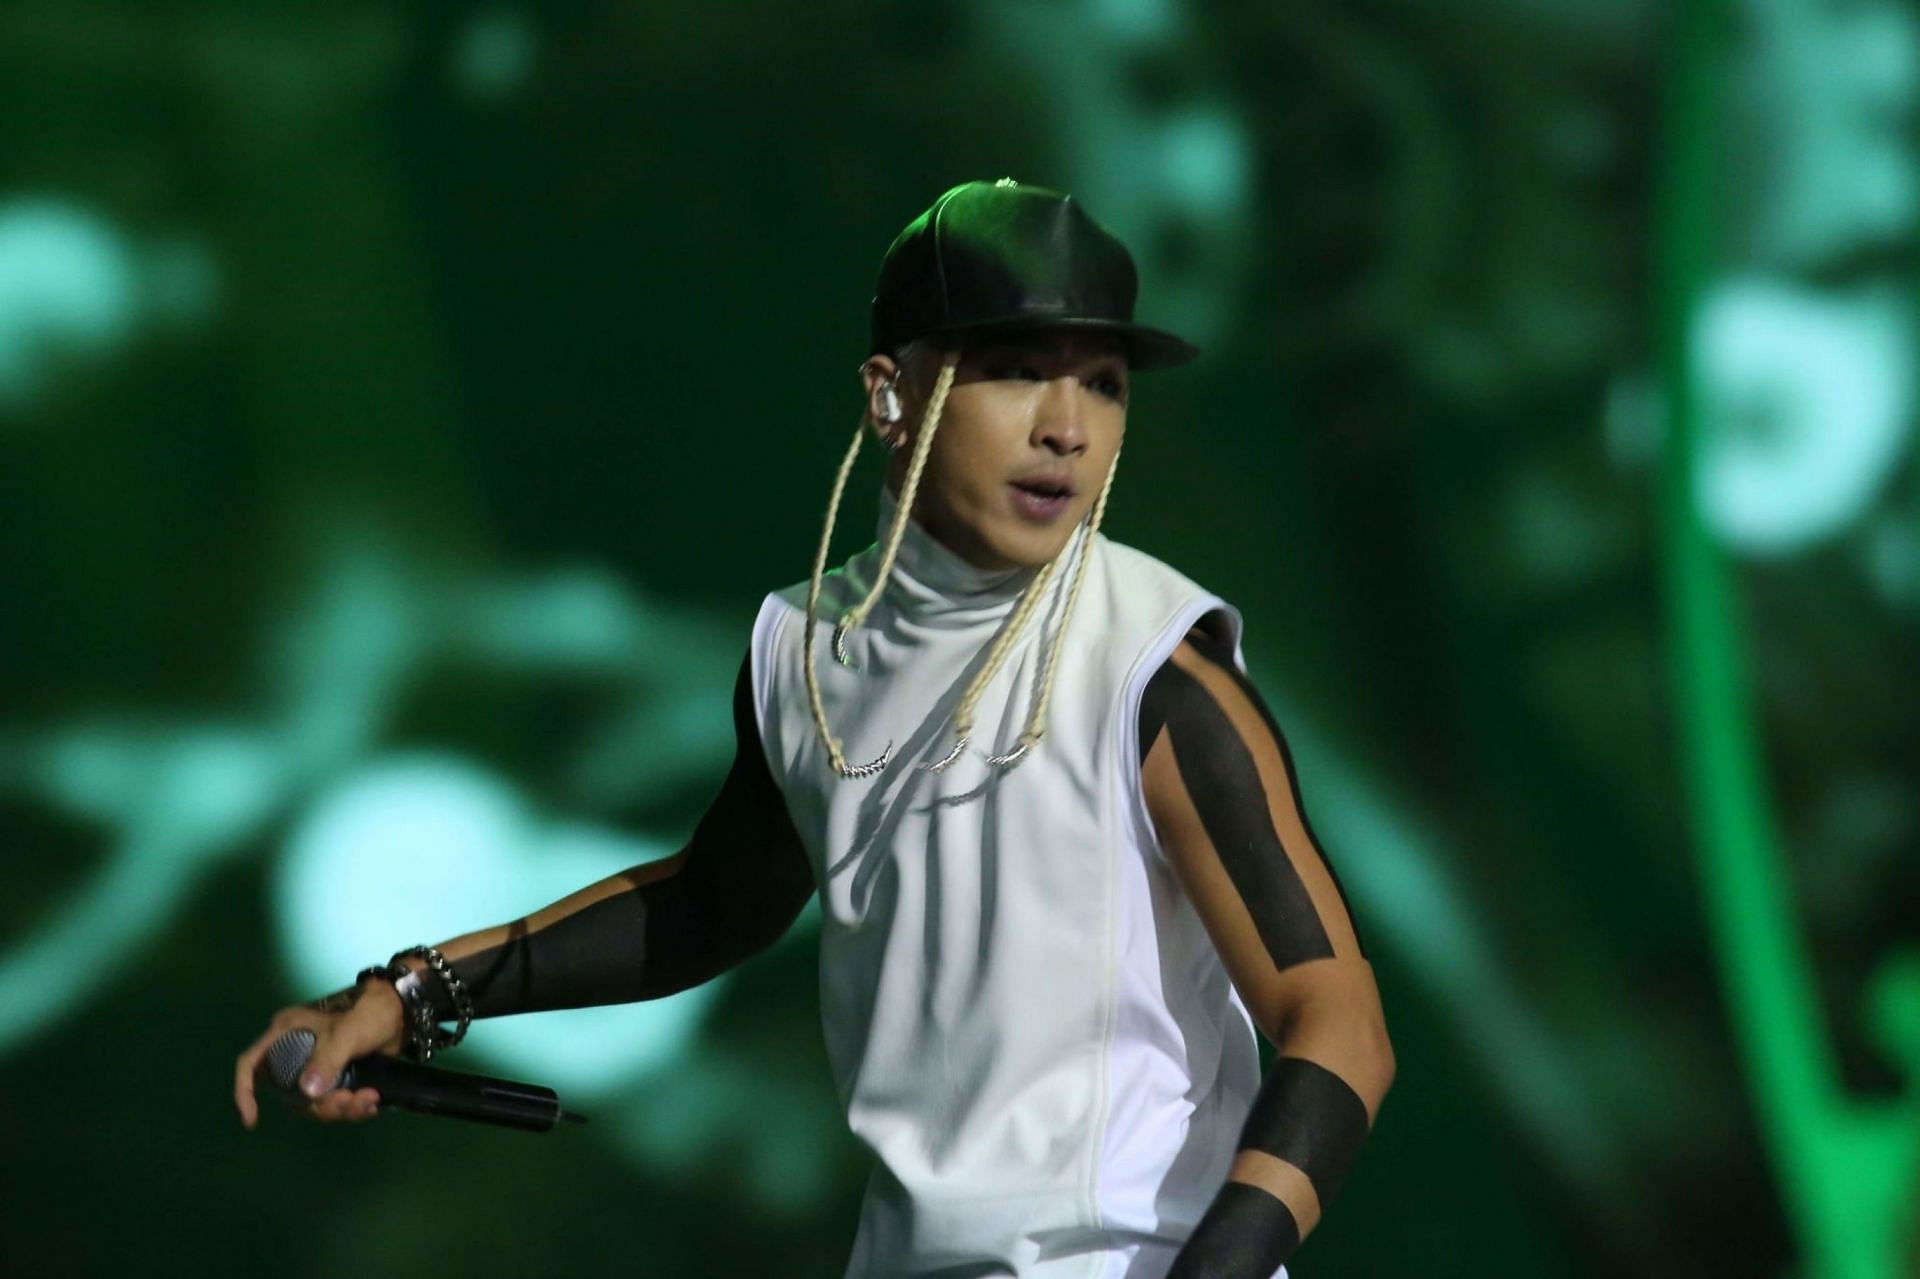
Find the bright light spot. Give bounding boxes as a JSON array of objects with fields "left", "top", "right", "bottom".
[
  {"left": 277, "top": 754, "right": 717, "bottom": 1099},
  {"left": 0, "top": 199, "right": 140, "bottom": 412},
  {"left": 1692, "top": 277, "right": 1913, "bottom": 555}
]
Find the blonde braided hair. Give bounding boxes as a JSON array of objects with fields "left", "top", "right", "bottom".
[
  {"left": 830, "top": 353, "right": 960, "bottom": 665},
  {"left": 801, "top": 417, "right": 882, "bottom": 778},
  {"left": 804, "top": 349, "right": 959, "bottom": 778},
  {"left": 923, "top": 441, "right": 1121, "bottom": 773}
]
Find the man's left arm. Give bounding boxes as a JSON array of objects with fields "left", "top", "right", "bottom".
[{"left": 1140, "top": 627, "right": 1395, "bottom": 1277}]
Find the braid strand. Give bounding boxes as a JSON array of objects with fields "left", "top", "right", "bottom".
[
  {"left": 985, "top": 445, "right": 1123, "bottom": 769},
  {"left": 804, "top": 350, "right": 960, "bottom": 781},
  {"left": 838, "top": 355, "right": 959, "bottom": 641},
  {"left": 804, "top": 417, "right": 886, "bottom": 777}
]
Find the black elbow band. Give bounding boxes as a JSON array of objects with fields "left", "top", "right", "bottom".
[
  {"left": 1167, "top": 1182, "right": 1300, "bottom": 1279},
  {"left": 1243, "top": 1056, "right": 1370, "bottom": 1209}
]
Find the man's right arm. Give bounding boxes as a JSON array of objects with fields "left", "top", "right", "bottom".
[
  {"left": 234, "top": 650, "right": 811, "bottom": 1125},
  {"left": 409, "top": 651, "right": 813, "bottom": 1017}
]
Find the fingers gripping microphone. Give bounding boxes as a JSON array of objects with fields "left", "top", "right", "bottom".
[{"left": 262, "top": 1029, "right": 588, "bottom": 1133}]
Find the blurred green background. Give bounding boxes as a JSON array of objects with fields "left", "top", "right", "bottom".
[{"left": 2, "top": 0, "right": 1915, "bottom": 1275}]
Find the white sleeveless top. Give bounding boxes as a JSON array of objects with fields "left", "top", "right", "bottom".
[{"left": 749, "top": 491, "right": 1281, "bottom": 1279}]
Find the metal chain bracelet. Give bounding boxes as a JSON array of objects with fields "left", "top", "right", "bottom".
[
  {"left": 349, "top": 947, "right": 473, "bottom": 1062},
  {"left": 391, "top": 945, "right": 474, "bottom": 1056}
]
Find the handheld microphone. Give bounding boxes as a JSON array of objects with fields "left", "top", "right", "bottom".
[{"left": 261, "top": 1028, "right": 588, "bottom": 1133}]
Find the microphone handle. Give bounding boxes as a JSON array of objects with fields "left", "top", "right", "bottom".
[{"left": 341, "top": 1054, "right": 567, "bottom": 1133}]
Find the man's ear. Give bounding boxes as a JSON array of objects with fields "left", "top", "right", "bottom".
[{"left": 860, "top": 355, "right": 906, "bottom": 448}]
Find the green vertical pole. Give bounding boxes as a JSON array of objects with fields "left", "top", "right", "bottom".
[{"left": 1654, "top": 4, "right": 1915, "bottom": 1278}]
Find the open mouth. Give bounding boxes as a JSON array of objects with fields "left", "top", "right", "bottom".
[
  {"left": 1011, "top": 479, "right": 1073, "bottom": 499},
  {"left": 1009, "top": 478, "right": 1075, "bottom": 522}
]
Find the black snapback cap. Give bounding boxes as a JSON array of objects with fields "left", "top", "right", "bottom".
[{"left": 869, "top": 178, "right": 1199, "bottom": 370}]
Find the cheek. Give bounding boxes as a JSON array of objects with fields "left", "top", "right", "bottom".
[
  {"left": 914, "top": 435, "right": 996, "bottom": 527},
  {"left": 927, "top": 417, "right": 1014, "bottom": 502}
]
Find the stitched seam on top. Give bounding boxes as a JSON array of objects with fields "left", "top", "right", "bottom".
[{"left": 1085, "top": 588, "right": 1234, "bottom": 1246}]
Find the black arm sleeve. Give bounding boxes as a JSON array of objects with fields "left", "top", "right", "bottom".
[{"left": 420, "top": 651, "right": 815, "bottom": 1019}]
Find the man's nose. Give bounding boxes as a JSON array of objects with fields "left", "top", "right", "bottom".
[{"left": 1033, "top": 376, "right": 1088, "bottom": 455}]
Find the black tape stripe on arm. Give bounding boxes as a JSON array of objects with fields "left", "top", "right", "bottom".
[
  {"left": 1141, "top": 656, "right": 1336, "bottom": 972},
  {"left": 1243, "top": 1055, "right": 1372, "bottom": 1211},
  {"left": 1181, "top": 624, "right": 1369, "bottom": 961},
  {"left": 1165, "top": 1182, "right": 1301, "bottom": 1279}
]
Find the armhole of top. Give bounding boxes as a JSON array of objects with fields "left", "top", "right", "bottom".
[
  {"left": 748, "top": 594, "right": 791, "bottom": 782},
  {"left": 1121, "top": 598, "right": 1244, "bottom": 869},
  {"left": 1187, "top": 604, "right": 1247, "bottom": 672}
]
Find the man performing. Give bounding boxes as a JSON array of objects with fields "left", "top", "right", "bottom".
[{"left": 235, "top": 178, "right": 1394, "bottom": 1279}]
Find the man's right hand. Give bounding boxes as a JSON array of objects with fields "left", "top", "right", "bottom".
[{"left": 232, "top": 978, "right": 409, "bottom": 1129}]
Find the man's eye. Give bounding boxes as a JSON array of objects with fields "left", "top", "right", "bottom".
[{"left": 1095, "top": 376, "right": 1126, "bottom": 400}]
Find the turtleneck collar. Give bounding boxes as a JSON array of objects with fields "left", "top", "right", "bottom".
[{"left": 869, "top": 483, "right": 1038, "bottom": 621}]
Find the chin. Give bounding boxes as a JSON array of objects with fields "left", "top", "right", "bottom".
[
  {"left": 990, "top": 529, "right": 1079, "bottom": 571},
  {"left": 934, "top": 501, "right": 1082, "bottom": 571}
]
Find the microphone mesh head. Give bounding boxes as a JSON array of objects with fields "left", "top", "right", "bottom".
[{"left": 263, "top": 1028, "right": 318, "bottom": 1091}]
